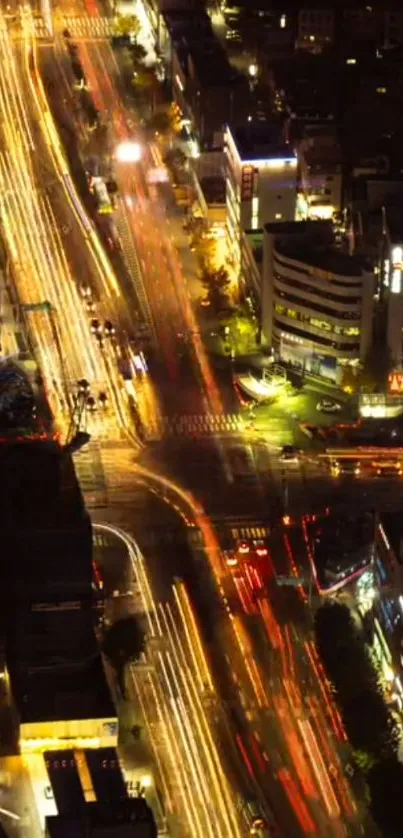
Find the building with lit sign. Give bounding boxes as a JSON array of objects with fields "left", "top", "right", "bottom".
[
  {"left": 261, "top": 220, "right": 375, "bottom": 382},
  {"left": 385, "top": 243, "right": 403, "bottom": 366},
  {"left": 225, "top": 121, "right": 297, "bottom": 283}
]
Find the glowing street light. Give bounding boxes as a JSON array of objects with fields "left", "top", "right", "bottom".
[
  {"left": 248, "top": 63, "right": 258, "bottom": 78},
  {"left": 115, "top": 141, "right": 142, "bottom": 163}
]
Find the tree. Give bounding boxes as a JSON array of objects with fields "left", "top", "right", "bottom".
[
  {"left": 132, "top": 67, "right": 157, "bottom": 91},
  {"left": 146, "top": 109, "right": 174, "bottom": 135},
  {"left": 200, "top": 266, "right": 231, "bottom": 311},
  {"left": 164, "top": 147, "right": 188, "bottom": 172},
  {"left": 368, "top": 758, "right": 403, "bottom": 837},
  {"left": 314, "top": 602, "right": 400, "bottom": 764},
  {"left": 113, "top": 14, "right": 140, "bottom": 39},
  {"left": 130, "top": 42, "right": 147, "bottom": 68},
  {"left": 103, "top": 616, "right": 146, "bottom": 697}
]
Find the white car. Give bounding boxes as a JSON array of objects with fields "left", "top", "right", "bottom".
[{"left": 316, "top": 398, "right": 342, "bottom": 414}]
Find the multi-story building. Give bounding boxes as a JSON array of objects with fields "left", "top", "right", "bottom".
[
  {"left": 160, "top": 8, "right": 249, "bottom": 148},
  {"left": 261, "top": 220, "right": 375, "bottom": 381},
  {"left": 296, "top": 127, "right": 343, "bottom": 220},
  {"left": 296, "top": 6, "right": 335, "bottom": 53},
  {"left": 225, "top": 121, "right": 297, "bottom": 279}
]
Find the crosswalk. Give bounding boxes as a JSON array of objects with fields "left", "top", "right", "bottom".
[
  {"left": 61, "top": 16, "right": 114, "bottom": 39},
  {"left": 33, "top": 19, "right": 53, "bottom": 40},
  {"left": 156, "top": 413, "right": 245, "bottom": 438},
  {"left": 32, "top": 15, "right": 114, "bottom": 42}
]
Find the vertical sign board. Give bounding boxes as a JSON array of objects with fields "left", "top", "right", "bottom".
[
  {"left": 388, "top": 370, "right": 403, "bottom": 394},
  {"left": 241, "top": 165, "right": 254, "bottom": 201}
]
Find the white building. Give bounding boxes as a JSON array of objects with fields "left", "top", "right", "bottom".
[
  {"left": 262, "top": 221, "right": 375, "bottom": 382},
  {"left": 225, "top": 122, "right": 297, "bottom": 278}
]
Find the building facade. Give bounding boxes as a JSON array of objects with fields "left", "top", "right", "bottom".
[
  {"left": 261, "top": 221, "right": 375, "bottom": 381},
  {"left": 225, "top": 122, "right": 297, "bottom": 279}
]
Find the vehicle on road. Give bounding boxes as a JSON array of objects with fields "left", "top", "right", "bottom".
[
  {"left": 330, "top": 459, "right": 361, "bottom": 478},
  {"left": 280, "top": 444, "right": 299, "bottom": 463},
  {"left": 372, "top": 460, "right": 403, "bottom": 477},
  {"left": 104, "top": 320, "right": 115, "bottom": 337},
  {"left": 316, "top": 398, "right": 342, "bottom": 413},
  {"left": 90, "top": 318, "right": 102, "bottom": 336},
  {"left": 253, "top": 539, "right": 268, "bottom": 558},
  {"left": 237, "top": 539, "right": 250, "bottom": 556},
  {"left": 90, "top": 176, "right": 114, "bottom": 215}
]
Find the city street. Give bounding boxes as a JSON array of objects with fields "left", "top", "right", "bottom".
[{"left": 0, "top": 5, "right": 390, "bottom": 838}]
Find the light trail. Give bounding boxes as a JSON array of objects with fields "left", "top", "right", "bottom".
[
  {"left": 76, "top": 37, "right": 224, "bottom": 415},
  {"left": 94, "top": 523, "right": 244, "bottom": 838},
  {"left": 0, "top": 7, "right": 143, "bottom": 445}
]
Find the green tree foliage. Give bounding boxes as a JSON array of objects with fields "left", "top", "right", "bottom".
[
  {"left": 367, "top": 758, "right": 403, "bottom": 837},
  {"left": 132, "top": 67, "right": 157, "bottom": 91},
  {"left": 314, "top": 602, "right": 399, "bottom": 763},
  {"left": 113, "top": 14, "right": 140, "bottom": 39}
]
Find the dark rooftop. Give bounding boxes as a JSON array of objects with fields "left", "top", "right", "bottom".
[
  {"left": 228, "top": 120, "right": 294, "bottom": 162},
  {"left": 16, "top": 655, "right": 115, "bottom": 724},
  {"left": 264, "top": 220, "right": 367, "bottom": 277},
  {"left": 46, "top": 799, "right": 157, "bottom": 838},
  {"left": 166, "top": 9, "right": 240, "bottom": 87},
  {"left": 380, "top": 512, "right": 403, "bottom": 565},
  {"left": 277, "top": 242, "right": 366, "bottom": 278},
  {"left": 200, "top": 176, "right": 226, "bottom": 204},
  {"left": 9, "top": 604, "right": 98, "bottom": 668}
]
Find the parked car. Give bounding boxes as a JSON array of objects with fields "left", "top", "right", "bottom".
[{"left": 316, "top": 398, "right": 342, "bottom": 413}]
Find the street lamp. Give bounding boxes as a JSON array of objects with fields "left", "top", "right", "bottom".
[
  {"left": 248, "top": 63, "right": 258, "bottom": 78},
  {"left": 115, "top": 141, "right": 142, "bottom": 163}
]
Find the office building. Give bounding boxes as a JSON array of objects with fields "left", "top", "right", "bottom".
[
  {"left": 46, "top": 798, "right": 157, "bottom": 838},
  {"left": 261, "top": 221, "right": 375, "bottom": 381},
  {"left": 296, "top": 127, "right": 343, "bottom": 220},
  {"left": 225, "top": 121, "right": 297, "bottom": 278}
]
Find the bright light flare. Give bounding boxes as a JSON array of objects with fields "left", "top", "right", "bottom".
[{"left": 115, "top": 140, "right": 142, "bottom": 163}]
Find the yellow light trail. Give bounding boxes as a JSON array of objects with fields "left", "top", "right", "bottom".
[{"left": 94, "top": 523, "right": 243, "bottom": 838}]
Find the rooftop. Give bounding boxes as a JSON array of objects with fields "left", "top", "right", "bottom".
[
  {"left": 228, "top": 120, "right": 293, "bottom": 162},
  {"left": 265, "top": 220, "right": 367, "bottom": 277},
  {"left": 200, "top": 176, "right": 226, "bottom": 204},
  {"left": 15, "top": 655, "right": 115, "bottom": 724},
  {"left": 166, "top": 10, "right": 240, "bottom": 87},
  {"left": 46, "top": 799, "right": 157, "bottom": 838}
]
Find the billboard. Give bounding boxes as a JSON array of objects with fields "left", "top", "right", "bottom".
[
  {"left": 388, "top": 370, "right": 403, "bottom": 394},
  {"left": 241, "top": 165, "right": 254, "bottom": 201}
]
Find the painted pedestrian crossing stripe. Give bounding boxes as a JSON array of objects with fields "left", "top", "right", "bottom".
[
  {"left": 61, "top": 16, "right": 115, "bottom": 39},
  {"left": 158, "top": 413, "right": 245, "bottom": 437}
]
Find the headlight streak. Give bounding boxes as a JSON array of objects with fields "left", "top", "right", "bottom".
[{"left": 94, "top": 523, "right": 243, "bottom": 837}]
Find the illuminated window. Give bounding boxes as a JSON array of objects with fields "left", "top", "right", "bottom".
[
  {"left": 346, "top": 58, "right": 356, "bottom": 64},
  {"left": 376, "top": 87, "right": 387, "bottom": 94},
  {"left": 251, "top": 196, "right": 259, "bottom": 228},
  {"left": 287, "top": 308, "right": 298, "bottom": 319},
  {"left": 275, "top": 213, "right": 282, "bottom": 219},
  {"left": 280, "top": 13, "right": 286, "bottom": 28}
]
